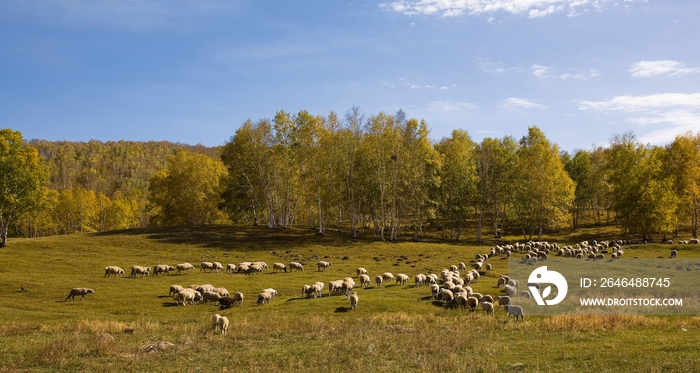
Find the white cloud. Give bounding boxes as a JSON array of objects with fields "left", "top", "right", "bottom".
[
  {"left": 578, "top": 93, "right": 700, "bottom": 112},
  {"left": 531, "top": 64, "right": 600, "bottom": 80},
  {"left": 629, "top": 60, "right": 700, "bottom": 78},
  {"left": 579, "top": 93, "right": 700, "bottom": 145},
  {"left": 503, "top": 98, "right": 549, "bottom": 109},
  {"left": 427, "top": 100, "right": 477, "bottom": 111},
  {"left": 380, "top": 0, "right": 645, "bottom": 19}
]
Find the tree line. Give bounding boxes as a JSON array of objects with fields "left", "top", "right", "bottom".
[{"left": 2, "top": 108, "right": 698, "bottom": 245}]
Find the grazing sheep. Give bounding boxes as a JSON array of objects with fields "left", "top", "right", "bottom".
[
  {"left": 458, "top": 262, "right": 467, "bottom": 271},
  {"left": 226, "top": 264, "right": 236, "bottom": 274},
  {"left": 497, "top": 275, "right": 510, "bottom": 288},
  {"left": 175, "top": 288, "right": 199, "bottom": 306},
  {"left": 495, "top": 295, "right": 511, "bottom": 309},
  {"left": 505, "top": 305, "right": 525, "bottom": 322},
  {"left": 479, "top": 295, "right": 494, "bottom": 304},
  {"left": 213, "top": 287, "right": 230, "bottom": 297},
  {"left": 449, "top": 294, "right": 468, "bottom": 311},
  {"left": 359, "top": 274, "right": 371, "bottom": 288},
  {"left": 130, "top": 265, "right": 151, "bottom": 278},
  {"left": 65, "top": 287, "right": 94, "bottom": 301},
  {"left": 414, "top": 274, "right": 426, "bottom": 287},
  {"left": 169, "top": 285, "right": 184, "bottom": 297},
  {"left": 430, "top": 284, "right": 440, "bottom": 300},
  {"left": 313, "top": 282, "right": 325, "bottom": 294},
  {"left": 671, "top": 250, "right": 678, "bottom": 258},
  {"left": 382, "top": 272, "right": 395, "bottom": 282},
  {"left": 440, "top": 289, "right": 454, "bottom": 304},
  {"left": 176, "top": 263, "right": 195, "bottom": 275},
  {"left": 302, "top": 284, "right": 312, "bottom": 298},
  {"left": 202, "top": 291, "right": 223, "bottom": 304},
  {"left": 197, "top": 284, "right": 216, "bottom": 294},
  {"left": 153, "top": 264, "right": 174, "bottom": 276},
  {"left": 212, "top": 262, "right": 224, "bottom": 273},
  {"left": 273, "top": 263, "right": 287, "bottom": 273},
  {"left": 481, "top": 301, "right": 495, "bottom": 316},
  {"left": 289, "top": 262, "right": 304, "bottom": 272},
  {"left": 212, "top": 314, "right": 229, "bottom": 335},
  {"left": 467, "top": 296, "right": 479, "bottom": 312},
  {"left": 342, "top": 277, "right": 356, "bottom": 296},
  {"left": 104, "top": 266, "right": 125, "bottom": 278},
  {"left": 349, "top": 292, "right": 359, "bottom": 311},
  {"left": 505, "top": 284, "right": 517, "bottom": 298},
  {"left": 520, "top": 291, "right": 531, "bottom": 299},
  {"left": 232, "top": 292, "right": 244, "bottom": 306},
  {"left": 357, "top": 268, "right": 368, "bottom": 277},
  {"left": 200, "top": 262, "right": 215, "bottom": 273},
  {"left": 396, "top": 274, "right": 409, "bottom": 286},
  {"left": 484, "top": 263, "right": 492, "bottom": 273},
  {"left": 375, "top": 275, "right": 383, "bottom": 289},
  {"left": 329, "top": 280, "right": 345, "bottom": 296},
  {"left": 317, "top": 261, "right": 332, "bottom": 271},
  {"left": 257, "top": 292, "right": 272, "bottom": 305}
]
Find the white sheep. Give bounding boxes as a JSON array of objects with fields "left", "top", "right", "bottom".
[
  {"left": 232, "top": 292, "right": 244, "bottom": 306},
  {"left": 213, "top": 287, "right": 230, "bottom": 297},
  {"left": 273, "top": 263, "right": 287, "bottom": 273},
  {"left": 197, "top": 284, "right": 216, "bottom": 294},
  {"left": 329, "top": 280, "right": 345, "bottom": 296},
  {"left": 104, "top": 266, "right": 125, "bottom": 278},
  {"left": 257, "top": 292, "right": 272, "bottom": 305},
  {"left": 317, "top": 261, "right": 332, "bottom": 271},
  {"left": 381, "top": 272, "right": 394, "bottom": 282},
  {"left": 202, "top": 291, "right": 223, "bottom": 304},
  {"left": 505, "top": 284, "right": 517, "bottom": 298},
  {"left": 65, "top": 287, "right": 94, "bottom": 301},
  {"left": 212, "top": 262, "right": 224, "bottom": 273},
  {"left": 375, "top": 275, "right": 383, "bottom": 289},
  {"left": 430, "top": 284, "right": 440, "bottom": 300},
  {"left": 130, "top": 265, "right": 151, "bottom": 278},
  {"left": 505, "top": 305, "right": 524, "bottom": 322},
  {"left": 495, "top": 295, "right": 511, "bottom": 309},
  {"left": 200, "top": 262, "right": 215, "bottom": 273},
  {"left": 481, "top": 301, "right": 495, "bottom": 316},
  {"left": 414, "top": 274, "right": 426, "bottom": 287},
  {"left": 440, "top": 289, "right": 454, "bottom": 304},
  {"left": 169, "top": 285, "right": 184, "bottom": 297},
  {"left": 212, "top": 314, "right": 229, "bottom": 335},
  {"left": 671, "top": 250, "right": 678, "bottom": 258},
  {"left": 349, "top": 292, "right": 359, "bottom": 310},
  {"left": 342, "top": 277, "right": 356, "bottom": 296},
  {"left": 175, "top": 288, "right": 199, "bottom": 306},
  {"left": 153, "top": 264, "right": 174, "bottom": 276},
  {"left": 176, "top": 263, "right": 195, "bottom": 275},
  {"left": 467, "top": 296, "right": 479, "bottom": 312},
  {"left": 226, "top": 264, "right": 237, "bottom": 274},
  {"left": 289, "top": 262, "right": 304, "bottom": 272},
  {"left": 359, "top": 274, "right": 371, "bottom": 288},
  {"left": 356, "top": 267, "right": 368, "bottom": 277},
  {"left": 449, "top": 294, "right": 468, "bottom": 311},
  {"left": 396, "top": 273, "right": 409, "bottom": 286}
]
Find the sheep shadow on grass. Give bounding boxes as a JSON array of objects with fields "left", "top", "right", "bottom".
[
  {"left": 161, "top": 302, "right": 180, "bottom": 307},
  {"left": 334, "top": 307, "right": 350, "bottom": 313}
]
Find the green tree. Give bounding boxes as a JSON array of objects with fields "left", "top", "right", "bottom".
[
  {"left": 564, "top": 149, "right": 595, "bottom": 228},
  {"left": 149, "top": 150, "right": 228, "bottom": 226},
  {"left": 666, "top": 132, "right": 700, "bottom": 237},
  {"left": 436, "top": 129, "right": 478, "bottom": 240},
  {"left": 513, "top": 126, "right": 575, "bottom": 240},
  {"left": 0, "top": 129, "right": 51, "bottom": 246}
]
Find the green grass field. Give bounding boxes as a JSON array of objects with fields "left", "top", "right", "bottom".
[{"left": 1, "top": 225, "right": 699, "bottom": 372}]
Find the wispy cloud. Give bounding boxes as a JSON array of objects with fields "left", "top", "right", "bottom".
[
  {"left": 579, "top": 93, "right": 700, "bottom": 144},
  {"left": 629, "top": 60, "right": 700, "bottom": 78},
  {"left": 380, "top": 0, "right": 645, "bottom": 19},
  {"left": 503, "top": 97, "right": 549, "bottom": 109},
  {"left": 531, "top": 64, "right": 600, "bottom": 80},
  {"left": 578, "top": 93, "right": 700, "bottom": 112},
  {"left": 475, "top": 57, "right": 525, "bottom": 73},
  {"left": 426, "top": 100, "right": 477, "bottom": 111}
]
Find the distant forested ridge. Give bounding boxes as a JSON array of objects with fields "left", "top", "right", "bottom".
[{"left": 8, "top": 108, "right": 700, "bottom": 243}]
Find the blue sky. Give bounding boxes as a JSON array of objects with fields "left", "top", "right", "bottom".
[{"left": 1, "top": 0, "right": 699, "bottom": 152}]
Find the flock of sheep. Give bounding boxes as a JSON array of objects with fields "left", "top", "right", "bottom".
[{"left": 65, "top": 237, "right": 692, "bottom": 333}]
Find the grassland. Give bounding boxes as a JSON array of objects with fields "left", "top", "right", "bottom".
[{"left": 1, "top": 225, "right": 699, "bottom": 372}]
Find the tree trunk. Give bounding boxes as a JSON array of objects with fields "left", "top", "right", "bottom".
[{"left": 476, "top": 210, "right": 483, "bottom": 243}]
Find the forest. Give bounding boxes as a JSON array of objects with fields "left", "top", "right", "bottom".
[{"left": 4, "top": 107, "right": 699, "bottom": 244}]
